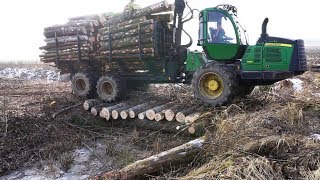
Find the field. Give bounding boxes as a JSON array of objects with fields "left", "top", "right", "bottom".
[{"left": 0, "top": 47, "right": 319, "bottom": 179}]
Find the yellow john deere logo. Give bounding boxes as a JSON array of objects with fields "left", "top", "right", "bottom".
[{"left": 265, "top": 43, "right": 293, "bottom": 48}]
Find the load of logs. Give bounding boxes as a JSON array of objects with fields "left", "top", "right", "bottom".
[
  {"left": 39, "top": 14, "right": 105, "bottom": 63},
  {"left": 83, "top": 99, "right": 209, "bottom": 135},
  {"left": 39, "top": 0, "right": 174, "bottom": 67}
]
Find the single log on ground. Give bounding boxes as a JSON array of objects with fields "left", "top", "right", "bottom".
[
  {"left": 128, "top": 102, "right": 155, "bottom": 119},
  {"left": 154, "top": 111, "right": 165, "bottom": 122},
  {"left": 100, "top": 103, "right": 127, "bottom": 120},
  {"left": 91, "top": 103, "right": 111, "bottom": 116},
  {"left": 187, "top": 119, "right": 210, "bottom": 135},
  {"left": 138, "top": 111, "right": 147, "bottom": 120},
  {"left": 83, "top": 99, "right": 103, "bottom": 111},
  {"left": 111, "top": 104, "right": 135, "bottom": 120},
  {"left": 146, "top": 102, "right": 174, "bottom": 120},
  {"left": 164, "top": 105, "right": 184, "bottom": 121},
  {"left": 176, "top": 107, "right": 196, "bottom": 123},
  {"left": 185, "top": 113, "right": 201, "bottom": 124},
  {"left": 92, "top": 137, "right": 205, "bottom": 180}
]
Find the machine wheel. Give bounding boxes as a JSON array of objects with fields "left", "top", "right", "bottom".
[
  {"left": 96, "top": 75, "right": 124, "bottom": 102},
  {"left": 192, "top": 63, "right": 238, "bottom": 106},
  {"left": 71, "top": 72, "right": 97, "bottom": 98}
]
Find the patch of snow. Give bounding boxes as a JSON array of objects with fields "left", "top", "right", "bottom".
[
  {"left": 0, "top": 67, "right": 69, "bottom": 82},
  {"left": 73, "top": 148, "right": 91, "bottom": 164},
  {"left": 289, "top": 78, "right": 303, "bottom": 91},
  {"left": 179, "top": 152, "right": 187, "bottom": 156},
  {"left": 187, "top": 139, "right": 204, "bottom": 148},
  {"left": 310, "top": 134, "right": 320, "bottom": 142},
  {"left": 312, "top": 93, "right": 320, "bottom": 97},
  {"left": 2, "top": 142, "right": 109, "bottom": 180}
]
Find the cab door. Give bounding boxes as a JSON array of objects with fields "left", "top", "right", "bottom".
[{"left": 200, "top": 10, "right": 240, "bottom": 61}]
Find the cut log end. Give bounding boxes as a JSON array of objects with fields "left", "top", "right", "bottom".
[
  {"left": 138, "top": 113, "right": 145, "bottom": 120},
  {"left": 188, "top": 125, "right": 196, "bottom": 134},
  {"left": 146, "top": 109, "right": 156, "bottom": 120},
  {"left": 99, "top": 108, "right": 110, "bottom": 119},
  {"left": 83, "top": 102, "right": 90, "bottom": 111},
  {"left": 185, "top": 113, "right": 201, "bottom": 124},
  {"left": 91, "top": 108, "right": 98, "bottom": 116},
  {"left": 165, "top": 109, "right": 175, "bottom": 121},
  {"left": 112, "top": 110, "right": 119, "bottom": 120},
  {"left": 176, "top": 112, "right": 186, "bottom": 123},
  {"left": 120, "top": 111, "right": 128, "bottom": 119},
  {"left": 155, "top": 113, "right": 164, "bottom": 122},
  {"left": 129, "top": 110, "right": 136, "bottom": 119}
]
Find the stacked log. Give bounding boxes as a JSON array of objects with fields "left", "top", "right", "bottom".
[
  {"left": 96, "top": 0, "right": 174, "bottom": 64},
  {"left": 39, "top": 1, "right": 174, "bottom": 75},
  {"left": 39, "top": 15, "right": 106, "bottom": 64},
  {"left": 84, "top": 99, "right": 209, "bottom": 136}
]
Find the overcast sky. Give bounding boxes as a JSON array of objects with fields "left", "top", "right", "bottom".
[{"left": 0, "top": 0, "right": 318, "bottom": 62}]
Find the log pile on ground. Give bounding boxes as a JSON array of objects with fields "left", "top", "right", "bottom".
[{"left": 83, "top": 98, "right": 209, "bottom": 136}]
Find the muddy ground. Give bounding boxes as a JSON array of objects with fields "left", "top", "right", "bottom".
[
  {"left": 0, "top": 65, "right": 193, "bottom": 179},
  {"left": 0, "top": 47, "right": 319, "bottom": 179}
]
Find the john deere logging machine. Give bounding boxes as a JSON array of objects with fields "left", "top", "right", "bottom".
[{"left": 46, "top": 0, "right": 307, "bottom": 106}]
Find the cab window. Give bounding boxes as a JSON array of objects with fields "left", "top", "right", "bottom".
[{"left": 207, "top": 11, "right": 236, "bottom": 44}]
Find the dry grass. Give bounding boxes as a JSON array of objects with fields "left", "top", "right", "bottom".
[{"left": 176, "top": 50, "right": 320, "bottom": 179}]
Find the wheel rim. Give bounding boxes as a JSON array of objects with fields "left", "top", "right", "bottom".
[
  {"left": 101, "top": 81, "right": 114, "bottom": 97},
  {"left": 199, "top": 72, "right": 224, "bottom": 99},
  {"left": 75, "top": 78, "right": 87, "bottom": 92}
]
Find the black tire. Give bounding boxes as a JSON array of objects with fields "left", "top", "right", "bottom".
[
  {"left": 96, "top": 75, "right": 124, "bottom": 102},
  {"left": 192, "top": 63, "right": 238, "bottom": 106},
  {"left": 71, "top": 72, "right": 97, "bottom": 98}
]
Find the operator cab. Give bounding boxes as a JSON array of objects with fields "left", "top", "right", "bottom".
[{"left": 198, "top": 4, "right": 248, "bottom": 61}]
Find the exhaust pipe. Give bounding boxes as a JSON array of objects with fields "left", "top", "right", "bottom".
[{"left": 261, "top": 18, "right": 269, "bottom": 37}]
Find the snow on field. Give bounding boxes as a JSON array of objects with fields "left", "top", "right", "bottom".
[
  {"left": 2, "top": 143, "right": 108, "bottom": 180},
  {"left": 274, "top": 77, "right": 304, "bottom": 92},
  {"left": 289, "top": 78, "right": 303, "bottom": 91},
  {"left": 0, "top": 67, "right": 69, "bottom": 82}
]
